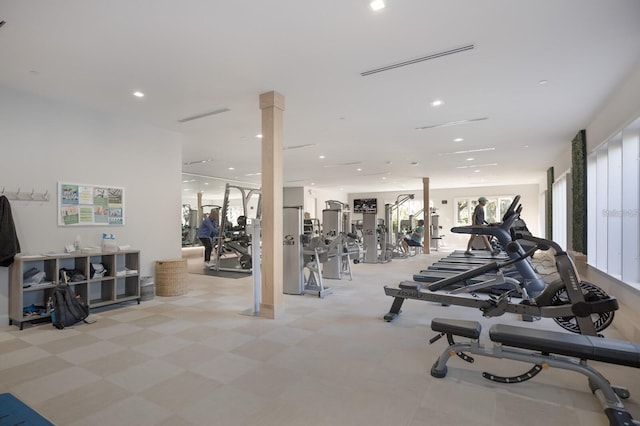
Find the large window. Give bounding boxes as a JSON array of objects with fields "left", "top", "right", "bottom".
[
  {"left": 455, "top": 196, "right": 514, "bottom": 226},
  {"left": 587, "top": 118, "right": 640, "bottom": 286}
]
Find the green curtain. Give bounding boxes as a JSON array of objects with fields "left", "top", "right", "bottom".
[
  {"left": 546, "top": 167, "right": 554, "bottom": 240},
  {"left": 572, "top": 130, "right": 587, "bottom": 254}
]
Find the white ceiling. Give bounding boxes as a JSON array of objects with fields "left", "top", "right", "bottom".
[{"left": 2, "top": 0, "right": 640, "bottom": 194}]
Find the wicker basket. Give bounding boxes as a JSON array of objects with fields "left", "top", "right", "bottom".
[{"left": 155, "top": 259, "right": 188, "bottom": 296}]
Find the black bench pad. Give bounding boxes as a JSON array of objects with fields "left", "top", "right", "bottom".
[
  {"left": 431, "top": 318, "right": 481, "bottom": 339},
  {"left": 489, "top": 324, "right": 640, "bottom": 369}
]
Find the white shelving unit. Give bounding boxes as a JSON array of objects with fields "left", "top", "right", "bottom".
[{"left": 9, "top": 250, "right": 140, "bottom": 330}]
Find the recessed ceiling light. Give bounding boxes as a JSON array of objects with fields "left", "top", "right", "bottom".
[
  {"left": 133, "top": 91, "right": 144, "bottom": 98},
  {"left": 430, "top": 99, "right": 444, "bottom": 107},
  {"left": 382, "top": 176, "right": 387, "bottom": 180},
  {"left": 311, "top": 182, "right": 316, "bottom": 186},
  {"left": 370, "top": 0, "right": 385, "bottom": 11},
  {"left": 256, "top": 134, "right": 263, "bottom": 138},
  {"left": 319, "top": 155, "right": 325, "bottom": 159},
  {"left": 357, "top": 168, "right": 362, "bottom": 172},
  {"left": 228, "top": 167, "right": 235, "bottom": 170},
  {"left": 538, "top": 80, "right": 548, "bottom": 85},
  {"left": 466, "top": 157, "right": 474, "bottom": 161},
  {"left": 474, "top": 170, "right": 481, "bottom": 173},
  {"left": 453, "top": 138, "right": 464, "bottom": 142}
]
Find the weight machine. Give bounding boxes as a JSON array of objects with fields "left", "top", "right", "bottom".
[
  {"left": 283, "top": 206, "right": 358, "bottom": 298},
  {"left": 211, "top": 184, "right": 261, "bottom": 273},
  {"left": 321, "top": 201, "right": 356, "bottom": 279},
  {"left": 384, "top": 194, "right": 415, "bottom": 258}
]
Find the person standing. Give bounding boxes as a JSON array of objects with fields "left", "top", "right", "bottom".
[
  {"left": 465, "top": 197, "right": 499, "bottom": 256},
  {"left": 198, "top": 208, "right": 219, "bottom": 267}
]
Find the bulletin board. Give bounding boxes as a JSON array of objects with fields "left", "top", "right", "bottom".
[{"left": 58, "top": 182, "right": 125, "bottom": 226}]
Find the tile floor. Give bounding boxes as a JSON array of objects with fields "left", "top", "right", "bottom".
[{"left": 1, "top": 250, "right": 639, "bottom": 425}]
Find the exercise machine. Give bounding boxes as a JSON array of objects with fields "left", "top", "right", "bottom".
[
  {"left": 384, "top": 194, "right": 415, "bottom": 258},
  {"left": 429, "top": 318, "right": 640, "bottom": 425},
  {"left": 412, "top": 196, "right": 543, "bottom": 293},
  {"left": 384, "top": 231, "right": 618, "bottom": 336},
  {"left": 282, "top": 206, "right": 332, "bottom": 298},
  {"left": 211, "top": 184, "right": 261, "bottom": 273},
  {"left": 322, "top": 201, "right": 352, "bottom": 279},
  {"left": 362, "top": 211, "right": 379, "bottom": 263}
]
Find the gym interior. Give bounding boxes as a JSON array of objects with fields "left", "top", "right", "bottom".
[{"left": 1, "top": 2, "right": 640, "bottom": 425}]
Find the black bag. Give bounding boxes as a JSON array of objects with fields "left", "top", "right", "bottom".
[{"left": 52, "top": 283, "right": 90, "bottom": 329}]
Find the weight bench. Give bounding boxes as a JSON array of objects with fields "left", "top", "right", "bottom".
[{"left": 429, "top": 318, "right": 640, "bottom": 426}]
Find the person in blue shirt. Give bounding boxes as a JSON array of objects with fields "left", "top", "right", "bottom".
[
  {"left": 401, "top": 219, "right": 425, "bottom": 255},
  {"left": 198, "top": 208, "right": 219, "bottom": 267}
]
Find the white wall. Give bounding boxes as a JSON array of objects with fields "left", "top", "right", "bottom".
[
  {"left": 349, "top": 184, "right": 540, "bottom": 249},
  {"left": 309, "top": 187, "right": 348, "bottom": 218},
  {"left": 587, "top": 60, "right": 640, "bottom": 151},
  {"left": 0, "top": 88, "right": 183, "bottom": 324}
]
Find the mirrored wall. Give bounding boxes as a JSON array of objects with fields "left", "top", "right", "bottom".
[{"left": 181, "top": 173, "right": 260, "bottom": 246}]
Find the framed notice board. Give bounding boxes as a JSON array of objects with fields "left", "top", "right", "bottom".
[{"left": 58, "top": 182, "right": 125, "bottom": 226}]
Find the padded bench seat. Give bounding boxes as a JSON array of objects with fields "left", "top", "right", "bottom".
[{"left": 490, "top": 324, "right": 640, "bottom": 368}]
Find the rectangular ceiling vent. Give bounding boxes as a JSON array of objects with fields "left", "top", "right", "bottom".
[
  {"left": 416, "top": 117, "right": 488, "bottom": 130},
  {"left": 360, "top": 44, "right": 474, "bottom": 77},
  {"left": 178, "top": 108, "right": 230, "bottom": 123}
]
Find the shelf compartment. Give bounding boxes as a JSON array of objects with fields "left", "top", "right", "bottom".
[
  {"left": 116, "top": 276, "right": 139, "bottom": 299},
  {"left": 88, "top": 279, "right": 115, "bottom": 307}
]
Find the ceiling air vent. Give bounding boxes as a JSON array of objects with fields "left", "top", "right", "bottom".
[
  {"left": 360, "top": 44, "right": 474, "bottom": 77},
  {"left": 178, "top": 108, "right": 230, "bottom": 123},
  {"left": 416, "top": 117, "right": 488, "bottom": 130}
]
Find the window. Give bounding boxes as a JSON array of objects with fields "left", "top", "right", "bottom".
[
  {"left": 455, "top": 196, "right": 514, "bottom": 226},
  {"left": 587, "top": 119, "right": 639, "bottom": 286}
]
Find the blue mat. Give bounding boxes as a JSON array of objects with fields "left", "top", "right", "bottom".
[{"left": 0, "top": 393, "right": 53, "bottom": 426}]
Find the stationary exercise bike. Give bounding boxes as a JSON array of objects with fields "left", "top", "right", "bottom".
[{"left": 383, "top": 199, "right": 618, "bottom": 336}]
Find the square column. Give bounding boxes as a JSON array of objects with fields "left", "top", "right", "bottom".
[{"left": 259, "top": 91, "right": 285, "bottom": 318}]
